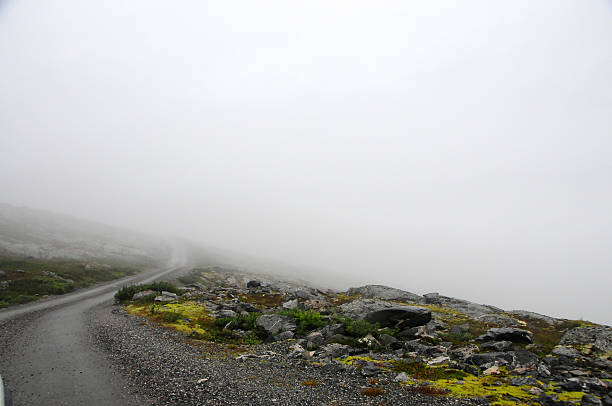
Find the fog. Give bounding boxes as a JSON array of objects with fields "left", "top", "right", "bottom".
[{"left": 1, "top": 1, "right": 611, "bottom": 325}]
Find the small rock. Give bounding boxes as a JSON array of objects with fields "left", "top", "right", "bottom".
[
  {"left": 427, "top": 356, "right": 450, "bottom": 366},
  {"left": 481, "top": 341, "right": 513, "bottom": 352},
  {"left": 282, "top": 299, "right": 298, "bottom": 310},
  {"left": 305, "top": 331, "right": 325, "bottom": 349},
  {"left": 132, "top": 289, "right": 156, "bottom": 300},
  {"left": 361, "top": 364, "right": 382, "bottom": 376},
  {"left": 529, "top": 387, "right": 545, "bottom": 396},
  {"left": 483, "top": 365, "right": 501, "bottom": 376},
  {"left": 394, "top": 372, "right": 411, "bottom": 382},
  {"left": 246, "top": 280, "right": 261, "bottom": 288},
  {"left": 217, "top": 310, "right": 237, "bottom": 318},
  {"left": 155, "top": 291, "right": 178, "bottom": 302},
  {"left": 509, "top": 377, "right": 538, "bottom": 386}
]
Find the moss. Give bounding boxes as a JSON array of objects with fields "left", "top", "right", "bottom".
[{"left": 301, "top": 379, "right": 320, "bottom": 386}]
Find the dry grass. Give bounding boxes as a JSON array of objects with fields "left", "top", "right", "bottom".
[
  {"left": 361, "top": 387, "right": 386, "bottom": 397},
  {"left": 406, "top": 385, "right": 450, "bottom": 396},
  {"left": 301, "top": 380, "right": 320, "bottom": 387}
]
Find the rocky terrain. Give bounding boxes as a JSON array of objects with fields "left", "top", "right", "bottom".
[{"left": 93, "top": 266, "right": 612, "bottom": 405}]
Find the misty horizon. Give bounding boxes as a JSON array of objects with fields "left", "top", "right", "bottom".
[{"left": 1, "top": 0, "right": 611, "bottom": 326}]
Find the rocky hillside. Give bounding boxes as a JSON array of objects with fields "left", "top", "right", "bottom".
[
  {"left": 0, "top": 203, "right": 169, "bottom": 264},
  {"left": 109, "top": 267, "right": 612, "bottom": 406}
]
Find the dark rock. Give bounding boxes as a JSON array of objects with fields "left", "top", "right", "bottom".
[
  {"left": 363, "top": 306, "right": 431, "bottom": 329},
  {"left": 449, "top": 344, "right": 479, "bottom": 361},
  {"left": 477, "top": 327, "right": 534, "bottom": 344},
  {"left": 466, "top": 352, "right": 515, "bottom": 367},
  {"left": 449, "top": 323, "right": 470, "bottom": 335},
  {"left": 319, "top": 324, "right": 345, "bottom": 338},
  {"left": 361, "top": 364, "right": 381, "bottom": 376},
  {"left": 561, "top": 380, "right": 583, "bottom": 391},
  {"left": 601, "top": 395, "right": 612, "bottom": 406},
  {"left": 481, "top": 341, "right": 513, "bottom": 352},
  {"left": 272, "top": 331, "right": 294, "bottom": 341},
  {"left": 294, "top": 289, "right": 312, "bottom": 300},
  {"left": 581, "top": 394, "right": 603, "bottom": 406},
  {"left": 378, "top": 333, "right": 398, "bottom": 347},
  {"left": 509, "top": 376, "right": 538, "bottom": 386},
  {"left": 246, "top": 280, "right": 261, "bottom": 288},
  {"left": 509, "top": 349, "right": 539, "bottom": 370},
  {"left": 305, "top": 331, "right": 325, "bottom": 349},
  {"left": 318, "top": 343, "right": 350, "bottom": 359}
]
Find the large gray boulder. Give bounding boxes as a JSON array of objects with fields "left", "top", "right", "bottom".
[
  {"left": 347, "top": 285, "right": 423, "bottom": 303},
  {"left": 477, "top": 327, "right": 534, "bottom": 344},
  {"left": 363, "top": 306, "right": 431, "bottom": 328},
  {"left": 132, "top": 289, "right": 156, "bottom": 300},
  {"left": 560, "top": 326, "right": 612, "bottom": 353},
  {"left": 255, "top": 314, "right": 296, "bottom": 335},
  {"left": 339, "top": 299, "right": 396, "bottom": 319}
]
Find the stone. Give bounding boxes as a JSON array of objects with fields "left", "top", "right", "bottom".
[
  {"left": 255, "top": 314, "right": 296, "bottom": 335},
  {"left": 246, "top": 280, "right": 261, "bottom": 288},
  {"left": 0, "top": 270, "right": 5, "bottom": 277},
  {"left": 552, "top": 346, "right": 581, "bottom": 358},
  {"left": 427, "top": 356, "right": 450, "bottom": 366},
  {"left": 294, "top": 289, "right": 312, "bottom": 300},
  {"left": 305, "top": 331, "right": 325, "bottom": 349},
  {"left": 509, "top": 377, "right": 538, "bottom": 386},
  {"left": 483, "top": 365, "right": 501, "bottom": 375},
  {"left": 449, "top": 344, "right": 479, "bottom": 361},
  {"left": 318, "top": 343, "right": 350, "bottom": 359},
  {"left": 288, "top": 343, "right": 305, "bottom": 358},
  {"left": 378, "top": 333, "right": 398, "bottom": 347},
  {"left": 0, "top": 280, "right": 9, "bottom": 290},
  {"left": 282, "top": 299, "right": 298, "bottom": 310},
  {"left": 509, "top": 310, "right": 559, "bottom": 325},
  {"left": 358, "top": 334, "right": 379, "bottom": 347},
  {"left": 601, "top": 395, "right": 612, "bottom": 406},
  {"left": 361, "top": 364, "right": 381, "bottom": 376},
  {"left": 529, "top": 387, "right": 545, "bottom": 396},
  {"left": 581, "top": 394, "right": 603, "bottom": 406},
  {"left": 466, "top": 352, "right": 515, "bottom": 367},
  {"left": 394, "top": 372, "right": 412, "bottom": 382},
  {"left": 132, "top": 289, "right": 156, "bottom": 300},
  {"left": 475, "top": 314, "right": 523, "bottom": 327},
  {"left": 217, "top": 309, "right": 237, "bottom": 318},
  {"left": 347, "top": 285, "right": 423, "bottom": 302},
  {"left": 154, "top": 291, "right": 178, "bottom": 302},
  {"left": 561, "top": 326, "right": 612, "bottom": 353},
  {"left": 481, "top": 341, "right": 514, "bottom": 352},
  {"left": 363, "top": 306, "right": 431, "bottom": 329},
  {"left": 449, "top": 323, "right": 470, "bottom": 335},
  {"left": 477, "top": 327, "right": 534, "bottom": 344},
  {"left": 319, "top": 324, "right": 345, "bottom": 338},
  {"left": 561, "top": 380, "right": 583, "bottom": 391}
]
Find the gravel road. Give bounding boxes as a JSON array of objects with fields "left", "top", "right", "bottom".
[{"left": 0, "top": 264, "right": 188, "bottom": 406}]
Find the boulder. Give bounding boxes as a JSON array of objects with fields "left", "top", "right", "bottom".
[
  {"left": 363, "top": 306, "right": 431, "bottom": 329},
  {"left": 255, "top": 314, "right": 296, "bottom": 335},
  {"left": 318, "top": 343, "right": 350, "bottom": 359},
  {"left": 552, "top": 346, "right": 581, "bottom": 358},
  {"left": 217, "top": 309, "right": 237, "bottom": 318},
  {"left": 449, "top": 344, "right": 479, "bottom": 361},
  {"left": 132, "top": 289, "right": 156, "bottom": 300},
  {"left": 339, "top": 299, "right": 394, "bottom": 319},
  {"left": 466, "top": 352, "right": 515, "bottom": 367},
  {"left": 509, "top": 376, "right": 538, "bottom": 386},
  {"left": 477, "top": 328, "right": 533, "bottom": 344},
  {"left": 246, "top": 280, "right": 261, "bottom": 288},
  {"left": 347, "top": 285, "right": 423, "bottom": 303},
  {"left": 560, "top": 326, "right": 612, "bottom": 353},
  {"left": 305, "top": 331, "right": 325, "bottom": 349},
  {"left": 509, "top": 310, "right": 559, "bottom": 325},
  {"left": 319, "top": 324, "right": 345, "bottom": 338},
  {"left": 378, "top": 333, "right": 398, "bottom": 347},
  {"left": 272, "top": 331, "right": 294, "bottom": 341},
  {"left": 581, "top": 394, "right": 603, "bottom": 406},
  {"left": 481, "top": 341, "right": 514, "bottom": 352},
  {"left": 282, "top": 299, "right": 298, "bottom": 310}
]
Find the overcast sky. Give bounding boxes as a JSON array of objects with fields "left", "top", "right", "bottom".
[{"left": 1, "top": 1, "right": 611, "bottom": 324}]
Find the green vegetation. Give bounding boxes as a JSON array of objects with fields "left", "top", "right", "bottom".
[
  {"left": 0, "top": 255, "right": 139, "bottom": 306},
  {"left": 277, "top": 308, "right": 327, "bottom": 335},
  {"left": 114, "top": 281, "right": 182, "bottom": 302}
]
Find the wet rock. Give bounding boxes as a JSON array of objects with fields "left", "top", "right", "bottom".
[
  {"left": 132, "top": 289, "right": 156, "bottom": 300},
  {"left": 363, "top": 306, "right": 431, "bottom": 329},
  {"left": 477, "top": 327, "right": 534, "bottom": 344},
  {"left": 347, "top": 285, "right": 423, "bottom": 303},
  {"left": 255, "top": 314, "right": 296, "bottom": 335}
]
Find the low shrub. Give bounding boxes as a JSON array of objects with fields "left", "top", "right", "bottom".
[{"left": 277, "top": 308, "right": 327, "bottom": 335}]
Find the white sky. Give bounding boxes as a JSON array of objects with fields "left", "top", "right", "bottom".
[{"left": 1, "top": 0, "right": 611, "bottom": 324}]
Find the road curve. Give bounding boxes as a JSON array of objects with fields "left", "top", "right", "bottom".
[{"left": 0, "top": 264, "right": 188, "bottom": 406}]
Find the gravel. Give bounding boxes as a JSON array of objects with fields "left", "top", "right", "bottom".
[{"left": 89, "top": 304, "right": 482, "bottom": 406}]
